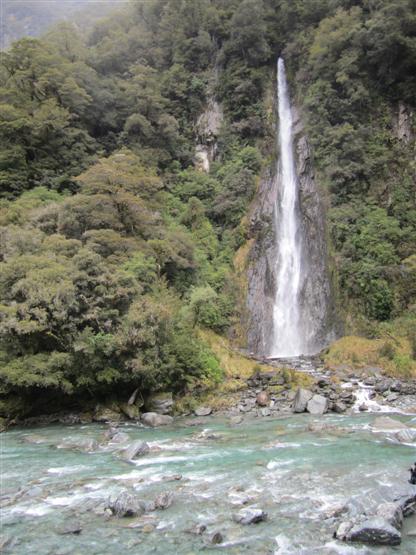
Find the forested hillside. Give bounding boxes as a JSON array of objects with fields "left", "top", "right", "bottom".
[{"left": 1, "top": 0, "right": 415, "bottom": 420}]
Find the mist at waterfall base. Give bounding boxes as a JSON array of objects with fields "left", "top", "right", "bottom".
[{"left": 270, "top": 58, "right": 307, "bottom": 359}]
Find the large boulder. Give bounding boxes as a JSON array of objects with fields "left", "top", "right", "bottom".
[
  {"left": 372, "top": 417, "right": 408, "bottom": 431},
  {"left": 146, "top": 392, "right": 174, "bottom": 415},
  {"left": 107, "top": 491, "right": 143, "bottom": 517},
  {"left": 395, "top": 428, "right": 416, "bottom": 443},
  {"left": 306, "top": 394, "right": 329, "bottom": 415},
  {"left": 292, "top": 388, "right": 313, "bottom": 413},
  {"left": 376, "top": 502, "right": 403, "bottom": 530},
  {"left": 347, "top": 518, "right": 401, "bottom": 545},
  {"left": 120, "top": 440, "right": 149, "bottom": 461},
  {"left": 141, "top": 412, "right": 173, "bottom": 427},
  {"left": 233, "top": 508, "right": 267, "bottom": 525}
]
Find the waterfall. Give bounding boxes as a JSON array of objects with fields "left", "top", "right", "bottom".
[{"left": 270, "top": 58, "right": 305, "bottom": 357}]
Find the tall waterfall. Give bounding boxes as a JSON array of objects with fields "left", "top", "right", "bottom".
[{"left": 270, "top": 58, "right": 305, "bottom": 357}]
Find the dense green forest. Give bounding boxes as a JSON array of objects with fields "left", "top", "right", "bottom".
[{"left": 1, "top": 0, "right": 415, "bottom": 419}]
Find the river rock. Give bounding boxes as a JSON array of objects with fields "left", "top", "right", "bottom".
[
  {"left": 229, "top": 415, "right": 243, "bottom": 425},
  {"left": 194, "top": 406, "right": 212, "bottom": 416},
  {"left": 395, "top": 428, "right": 416, "bottom": 443},
  {"left": 154, "top": 492, "right": 173, "bottom": 510},
  {"left": 110, "top": 431, "right": 130, "bottom": 444},
  {"left": 120, "top": 440, "right": 149, "bottom": 460},
  {"left": 147, "top": 392, "right": 173, "bottom": 415},
  {"left": 256, "top": 391, "right": 270, "bottom": 406},
  {"left": 107, "top": 491, "right": 144, "bottom": 517},
  {"left": 141, "top": 412, "right": 173, "bottom": 427},
  {"left": 307, "top": 394, "right": 329, "bottom": 415},
  {"left": 259, "top": 407, "right": 271, "bottom": 417},
  {"left": 209, "top": 531, "right": 223, "bottom": 544},
  {"left": 58, "top": 438, "right": 98, "bottom": 452},
  {"left": 94, "top": 406, "right": 121, "bottom": 423},
  {"left": 332, "top": 401, "right": 347, "bottom": 413},
  {"left": 375, "top": 502, "right": 403, "bottom": 529},
  {"left": 57, "top": 520, "right": 82, "bottom": 535},
  {"left": 347, "top": 518, "right": 401, "bottom": 545},
  {"left": 233, "top": 508, "right": 267, "bottom": 525},
  {"left": 372, "top": 416, "right": 407, "bottom": 430},
  {"left": 292, "top": 388, "right": 313, "bottom": 413}
]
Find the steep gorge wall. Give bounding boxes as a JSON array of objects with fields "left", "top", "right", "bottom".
[{"left": 246, "top": 105, "right": 338, "bottom": 356}]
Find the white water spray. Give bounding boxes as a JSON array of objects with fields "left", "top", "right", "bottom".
[{"left": 271, "top": 58, "right": 304, "bottom": 357}]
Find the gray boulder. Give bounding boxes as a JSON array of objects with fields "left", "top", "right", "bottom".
[
  {"left": 141, "top": 412, "right": 173, "bottom": 427},
  {"left": 307, "top": 394, "right": 329, "bottom": 415},
  {"left": 348, "top": 518, "right": 401, "bottom": 545},
  {"left": 233, "top": 508, "right": 267, "bottom": 525},
  {"left": 372, "top": 416, "right": 407, "bottom": 431},
  {"left": 376, "top": 502, "right": 403, "bottom": 530},
  {"left": 292, "top": 388, "right": 313, "bottom": 413},
  {"left": 57, "top": 520, "right": 82, "bottom": 535},
  {"left": 147, "top": 392, "right": 173, "bottom": 415},
  {"left": 120, "top": 440, "right": 149, "bottom": 460},
  {"left": 107, "top": 491, "right": 143, "bottom": 517},
  {"left": 395, "top": 428, "right": 416, "bottom": 443},
  {"left": 333, "top": 401, "right": 347, "bottom": 414},
  {"left": 194, "top": 406, "right": 212, "bottom": 417}
]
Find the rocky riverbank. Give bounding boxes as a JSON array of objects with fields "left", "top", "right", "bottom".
[{"left": 3, "top": 357, "right": 416, "bottom": 432}]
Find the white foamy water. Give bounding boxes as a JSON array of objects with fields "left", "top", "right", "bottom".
[{"left": 271, "top": 58, "right": 304, "bottom": 357}]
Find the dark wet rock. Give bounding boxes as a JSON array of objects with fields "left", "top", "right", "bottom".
[
  {"left": 233, "top": 508, "right": 267, "bottom": 525},
  {"left": 359, "top": 403, "right": 369, "bottom": 412},
  {"left": 93, "top": 406, "right": 121, "bottom": 423},
  {"left": 395, "top": 428, "right": 416, "bottom": 443},
  {"left": 57, "top": 520, "right": 82, "bottom": 535},
  {"left": 292, "top": 388, "right": 313, "bottom": 413},
  {"left": 363, "top": 377, "right": 376, "bottom": 386},
  {"left": 120, "top": 440, "right": 149, "bottom": 460},
  {"left": 107, "top": 491, "right": 144, "bottom": 518},
  {"left": 209, "top": 531, "right": 224, "bottom": 544},
  {"left": 347, "top": 518, "right": 401, "bottom": 545},
  {"left": 256, "top": 391, "right": 270, "bottom": 406},
  {"left": 375, "top": 379, "right": 392, "bottom": 394},
  {"left": 375, "top": 502, "right": 403, "bottom": 530},
  {"left": 147, "top": 392, "right": 174, "bottom": 415},
  {"left": 307, "top": 394, "right": 329, "bottom": 415},
  {"left": 141, "top": 412, "right": 173, "bottom": 427},
  {"left": 372, "top": 416, "right": 407, "bottom": 430},
  {"left": 194, "top": 406, "right": 212, "bottom": 417},
  {"left": 154, "top": 492, "right": 173, "bottom": 510}
]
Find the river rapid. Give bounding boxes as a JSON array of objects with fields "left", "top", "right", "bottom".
[{"left": 2, "top": 413, "right": 416, "bottom": 554}]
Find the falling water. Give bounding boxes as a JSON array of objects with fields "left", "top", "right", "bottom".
[{"left": 271, "top": 58, "right": 304, "bottom": 357}]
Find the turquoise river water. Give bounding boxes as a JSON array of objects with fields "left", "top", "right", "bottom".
[{"left": 1, "top": 412, "right": 416, "bottom": 554}]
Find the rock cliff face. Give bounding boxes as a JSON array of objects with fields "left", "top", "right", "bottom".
[
  {"left": 396, "top": 101, "right": 413, "bottom": 143},
  {"left": 194, "top": 98, "right": 223, "bottom": 173},
  {"left": 246, "top": 106, "right": 337, "bottom": 356}
]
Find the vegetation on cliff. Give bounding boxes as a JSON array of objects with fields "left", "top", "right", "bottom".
[{"left": 1, "top": 0, "right": 415, "bottom": 418}]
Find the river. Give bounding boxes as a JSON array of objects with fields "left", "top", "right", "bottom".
[{"left": 1, "top": 413, "right": 416, "bottom": 554}]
